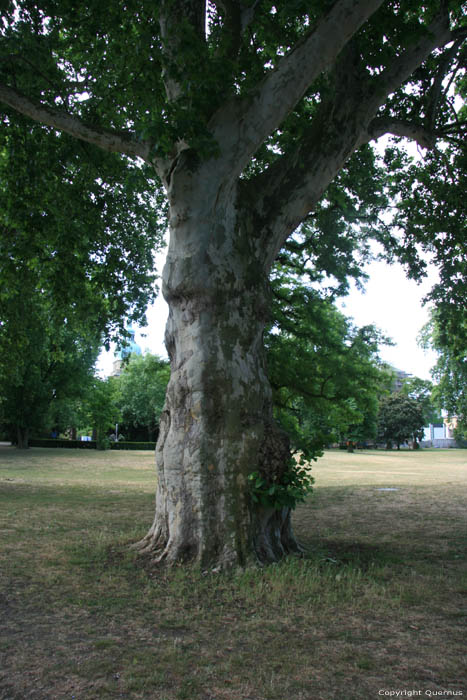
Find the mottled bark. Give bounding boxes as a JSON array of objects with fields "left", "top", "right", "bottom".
[{"left": 134, "top": 173, "right": 301, "bottom": 567}]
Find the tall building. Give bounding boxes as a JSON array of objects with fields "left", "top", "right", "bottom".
[
  {"left": 390, "top": 367, "right": 412, "bottom": 392},
  {"left": 111, "top": 323, "right": 142, "bottom": 376}
]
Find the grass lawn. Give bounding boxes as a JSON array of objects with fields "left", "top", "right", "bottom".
[{"left": 1, "top": 446, "right": 466, "bottom": 700}]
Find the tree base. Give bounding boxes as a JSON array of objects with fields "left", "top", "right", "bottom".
[
  {"left": 132, "top": 505, "right": 304, "bottom": 569},
  {"left": 252, "top": 506, "right": 304, "bottom": 564}
]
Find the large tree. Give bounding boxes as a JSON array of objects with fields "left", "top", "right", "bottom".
[
  {"left": 400, "top": 375, "right": 441, "bottom": 426},
  {"left": 1, "top": 1, "right": 466, "bottom": 566},
  {"left": 377, "top": 392, "right": 426, "bottom": 449},
  {"left": 80, "top": 376, "right": 122, "bottom": 448}
]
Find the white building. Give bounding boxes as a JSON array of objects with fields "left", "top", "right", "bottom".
[{"left": 421, "top": 417, "right": 459, "bottom": 448}]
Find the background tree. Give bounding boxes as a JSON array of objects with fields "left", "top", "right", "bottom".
[
  {"left": 0, "top": 106, "right": 165, "bottom": 447},
  {"left": 421, "top": 312, "right": 467, "bottom": 440},
  {"left": 401, "top": 375, "right": 441, "bottom": 426},
  {"left": 0, "top": 271, "right": 100, "bottom": 448},
  {"left": 377, "top": 393, "right": 426, "bottom": 450},
  {"left": 80, "top": 376, "right": 121, "bottom": 450},
  {"left": 117, "top": 354, "right": 170, "bottom": 442},
  {"left": 268, "top": 269, "right": 392, "bottom": 457},
  {"left": 1, "top": 1, "right": 465, "bottom": 566},
  {"left": 47, "top": 396, "right": 83, "bottom": 440}
]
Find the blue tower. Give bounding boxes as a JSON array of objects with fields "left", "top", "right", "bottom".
[{"left": 112, "top": 322, "right": 142, "bottom": 376}]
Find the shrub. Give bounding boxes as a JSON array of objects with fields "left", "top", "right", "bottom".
[
  {"left": 27, "top": 438, "right": 156, "bottom": 450},
  {"left": 109, "top": 441, "right": 156, "bottom": 450},
  {"left": 28, "top": 438, "right": 97, "bottom": 449}
]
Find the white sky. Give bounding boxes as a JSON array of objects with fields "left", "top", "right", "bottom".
[
  {"left": 97, "top": 254, "right": 439, "bottom": 382},
  {"left": 338, "top": 258, "right": 438, "bottom": 380}
]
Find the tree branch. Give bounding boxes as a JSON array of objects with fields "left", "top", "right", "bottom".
[
  {"left": 211, "top": 0, "right": 242, "bottom": 59},
  {"left": 243, "top": 9, "right": 465, "bottom": 270},
  {"left": 159, "top": 0, "right": 207, "bottom": 101},
  {"left": 367, "top": 118, "right": 438, "bottom": 149},
  {"left": 239, "top": 0, "right": 262, "bottom": 32},
  {"left": 209, "top": 0, "right": 384, "bottom": 181},
  {"left": 425, "top": 39, "right": 464, "bottom": 132},
  {"left": 363, "top": 12, "right": 454, "bottom": 118},
  {"left": 211, "top": 0, "right": 261, "bottom": 56},
  {"left": 0, "top": 84, "right": 151, "bottom": 162},
  {"left": 240, "top": 49, "right": 369, "bottom": 268}
]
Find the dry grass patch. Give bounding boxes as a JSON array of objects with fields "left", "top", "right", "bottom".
[{"left": 1, "top": 446, "right": 466, "bottom": 699}]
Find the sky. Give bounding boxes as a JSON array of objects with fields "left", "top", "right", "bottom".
[
  {"left": 97, "top": 254, "right": 439, "bottom": 382},
  {"left": 338, "top": 259, "right": 438, "bottom": 380}
]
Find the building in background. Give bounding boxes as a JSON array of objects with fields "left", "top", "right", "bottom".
[
  {"left": 390, "top": 367, "right": 412, "bottom": 392},
  {"left": 421, "top": 417, "right": 459, "bottom": 448},
  {"left": 111, "top": 323, "right": 142, "bottom": 376}
]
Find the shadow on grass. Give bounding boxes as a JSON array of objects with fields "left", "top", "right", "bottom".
[{"left": 303, "top": 539, "right": 404, "bottom": 571}]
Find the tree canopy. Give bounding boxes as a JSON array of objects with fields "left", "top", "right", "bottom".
[
  {"left": 0, "top": 115, "right": 165, "bottom": 342},
  {"left": 422, "top": 310, "right": 467, "bottom": 439},
  {"left": 268, "top": 266, "right": 392, "bottom": 457},
  {"left": 377, "top": 392, "right": 426, "bottom": 449},
  {"left": 0, "top": 269, "right": 100, "bottom": 447},
  {"left": 400, "top": 375, "right": 440, "bottom": 426},
  {"left": 116, "top": 353, "right": 170, "bottom": 442}
]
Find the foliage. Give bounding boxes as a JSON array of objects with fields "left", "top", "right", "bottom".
[
  {"left": 421, "top": 310, "right": 467, "bottom": 439},
  {"left": 109, "top": 441, "right": 157, "bottom": 451},
  {"left": 26, "top": 438, "right": 157, "bottom": 450},
  {"left": 0, "top": 266, "right": 100, "bottom": 447},
  {"left": 80, "top": 376, "right": 121, "bottom": 449},
  {"left": 46, "top": 397, "right": 83, "bottom": 437},
  {"left": 400, "top": 375, "right": 441, "bottom": 426},
  {"left": 78, "top": 353, "right": 169, "bottom": 450},
  {"left": 248, "top": 459, "right": 314, "bottom": 511},
  {"left": 267, "top": 268, "right": 393, "bottom": 459},
  {"left": 28, "top": 438, "right": 97, "bottom": 449},
  {"left": 0, "top": 116, "right": 165, "bottom": 343},
  {"left": 273, "top": 145, "right": 392, "bottom": 298},
  {"left": 377, "top": 393, "right": 426, "bottom": 449},
  {"left": 385, "top": 76, "right": 467, "bottom": 318},
  {"left": 0, "top": 104, "right": 166, "bottom": 447},
  {"left": 0, "top": 1, "right": 464, "bottom": 289},
  {"left": 381, "top": 65, "right": 466, "bottom": 391},
  {"left": 116, "top": 353, "right": 170, "bottom": 442}
]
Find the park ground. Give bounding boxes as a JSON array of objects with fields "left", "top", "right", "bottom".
[{"left": 0, "top": 446, "right": 466, "bottom": 700}]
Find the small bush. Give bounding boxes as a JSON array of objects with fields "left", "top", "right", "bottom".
[
  {"left": 248, "top": 459, "right": 314, "bottom": 510},
  {"left": 109, "top": 441, "right": 156, "bottom": 451},
  {"left": 29, "top": 438, "right": 97, "bottom": 449},
  {"left": 27, "top": 438, "right": 156, "bottom": 450}
]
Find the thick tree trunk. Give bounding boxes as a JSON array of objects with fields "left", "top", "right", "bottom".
[
  {"left": 135, "top": 176, "right": 301, "bottom": 568},
  {"left": 16, "top": 426, "right": 29, "bottom": 449}
]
